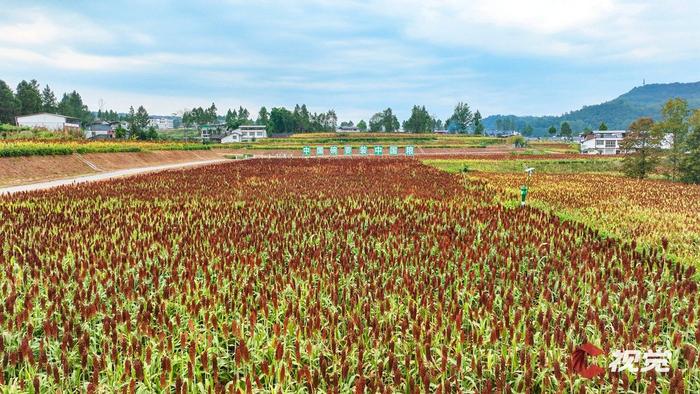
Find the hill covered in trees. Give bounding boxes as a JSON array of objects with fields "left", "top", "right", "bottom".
[{"left": 484, "top": 82, "right": 700, "bottom": 136}]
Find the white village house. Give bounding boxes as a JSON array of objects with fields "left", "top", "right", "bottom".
[
  {"left": 85, "top": 121, "right": 120, "bottom": 139},
  {"left": 16, "top": 113, "right": 81, "bottom": 133},
  {"left": 148, "top": 117, "right": 175, "bottom": 130},
  {"left": 580, "top": 130, "right": 673, "bottom": 155},
  {"left": 580, "top": 130, "right": 627, "bottom": 154},
  {"left": 220, "top": 125, "right": 268, "bottom": 144}
]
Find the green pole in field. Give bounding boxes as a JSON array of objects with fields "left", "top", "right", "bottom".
[
  {"left": 520, "top": 167, "right": 534, "bottom": 207},
  {"left": 520, "top": 185, "right": 528, "bottom": 207}
]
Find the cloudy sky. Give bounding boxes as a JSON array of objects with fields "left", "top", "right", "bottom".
[{"left": 1, "top": 0, "right": 699, "bottom": 122}]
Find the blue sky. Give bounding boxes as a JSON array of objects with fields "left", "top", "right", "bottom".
[{"left": 1, "top": 0, "right": 699, "bottom": 122}]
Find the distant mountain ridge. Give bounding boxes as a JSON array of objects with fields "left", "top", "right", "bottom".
[{"left": 483, "top": 82, "right": 700, "bottom": 136}]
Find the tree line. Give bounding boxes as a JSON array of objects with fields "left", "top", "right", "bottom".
[
  {"left": 622, "top": 98, "right": 700, "bottom": 184},
  {"left": 2, "top": 78, "right": 490, "bottom": 135},
  {"left": 0, "top": 79, "right": 93, "bottom": 126}
]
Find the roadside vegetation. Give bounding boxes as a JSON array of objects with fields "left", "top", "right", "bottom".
[{"left": 0, "top": 140, "right": 210, "bottom": 157}]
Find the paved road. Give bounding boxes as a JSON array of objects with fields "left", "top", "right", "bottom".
[{"left": 0, "top": 159, "right": 229, "bottom": 195}]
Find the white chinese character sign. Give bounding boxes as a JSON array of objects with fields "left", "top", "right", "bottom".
[
  {"left": 374, "top": 146, "right": 383, "bottom": 156},
  {"left": 610, "top": 349, "right": 671, "bottom": 373},
  {"left": 405, "top": 146, "right": 414, "bottom": 156},
  {"left": 571, "top": 343, "right": 673, "bottom": 382},
  {"left": 359, "top": 145, "right": 368, "bottom": 156},
  {"left": 344, "top": 146, "right": 352, "bottom": 155},
  {"left": 302, "top": 146, "right": 310, "bottom": 156},
  {"left": 389, "top": 146, "right": 398, "bottom": 155},
  {"left": 329, "top": 146, "right": 338, "bottom": 156},
  {"left": 316, "top": 146, "right": 324, "bottom": 156}
]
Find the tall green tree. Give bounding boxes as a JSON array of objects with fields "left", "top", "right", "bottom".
[
  {"left": 473, "top": 110, "right": 484, "bottom": 135},
  {"left": 126, "top": 106, "right": 137, "bottom": 137},
  {"left": 598, "top": 121, "right": 608, "bottom": 131},
  {"left": 657, "top": 98, "right": 690, "bottom": 181},
  {"left": 548, "top": 126, "right": 557, "bottom": 137},
  {"left": 0, "top": 80, "right": 18, "bottom": 124},
  {"left": 402, "top": 105, "right": 433, "bottom": 133},
  {"left": 357, "top": 119, "right": 367, "bottom": 132},
  {"left": 369, "top": 113, "right": 383, "bottom": 132},
  {"left": 447, "top": 102, "right": 473, "bottom": 133},
  {"left": 126, "top": 105, "right": 150, "bottom": 138},
  {"left": 257, "top": 106, "right": 269, "bottom": 126},
  {"left": 206, "top": 103, "right": 218, "bottom": 124},
  {"left": 294, "top": 104, "right": 311, "bottom": 132},
  {"left": 559, "top": 122, "right": 573, "bottom": 138},
  {"left": 58, "top": 91, "right": 93, "bottom": 126},
  {"left": 135, "top": 106, "right": 150, "bottom": 131},
  {"left": 225, "top": 109, "right": 240, "bottom": 129},
  {"left": 680, "top": 109, "right": 700, "bottom": 184},
  {"left": 41, "top": 85, "right": 58, "bottom": 113},
  {"left": 236, "top": 106, "right": 250, "bottom": 124},
  {"left": 381, "top": 108, "right": 399, "bottom": 133},
  {"left": 16, "top": 79, "right": 43, "bottom": 115},
  {"left": 268, "top": 107, "right": 296, "bottom": 134},
  {"left": 621, "top": 117, "right": 662, "bottom": 179},
  {"left": 522, "top": 124, "right": 534, "bottom": 137}
]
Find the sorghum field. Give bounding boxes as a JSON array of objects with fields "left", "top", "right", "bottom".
[
  {"left": 470, "top": 172, "right": 700, "bottom": 266},
  {"left": 0, "top": 159, "right": 698, "bottom": 393}
]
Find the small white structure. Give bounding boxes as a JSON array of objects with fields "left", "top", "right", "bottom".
[
  {"left": 221, "top": 125, "right": 268, "bottom": 144},
  {"left": 16, "top": 113, "right": 81, "bottom": 132},
  {"left": 338, "top": 125, "right": 359, "bottom": 132},
  {"left": 148, "top": 117, "right": 174, "bottom": 129}
]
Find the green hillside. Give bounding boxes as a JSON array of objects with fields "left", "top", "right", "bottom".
[{"left": 484, "top": 82, "right": 700, "bottom": 135}]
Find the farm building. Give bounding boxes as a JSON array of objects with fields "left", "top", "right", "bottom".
[
  {"left": 85, "top": 121, "right": 119, "bottom": 139},
  {"left": 338, "top": 125, "right": 359, "bottom": 132},
  {"left": 200, "top": 123, "right": 228, "bottom": 142},
  {"left": 580, "top": 130, "right": 673, "bottom": 155},
  {"left": 580, "top": 130, "right": 626, "bottom": 154},
  {"left": 16, "top": 113, "right": 81, "bottom": 132},
  {"left": 221, "top": 125, "right": 268, "bottom": 144}
]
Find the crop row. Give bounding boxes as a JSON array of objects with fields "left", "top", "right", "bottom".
[
  {"left": 0, "top": 141, "right": 211, "bottom": 157},
  {"left": 0, "top": 159, "right": 698, "bottom": 392}
]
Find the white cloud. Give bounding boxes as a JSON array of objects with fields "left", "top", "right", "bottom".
[{"left": 365, "top": 0, "right": 699, "bottom": 61}]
